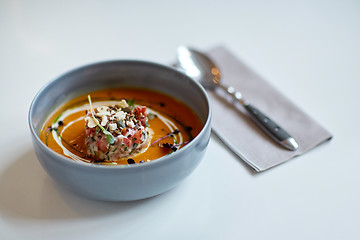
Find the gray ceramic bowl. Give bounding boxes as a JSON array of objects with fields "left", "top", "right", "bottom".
[{"left": 29, "top": 60, "right": 211, "bottom": 201}]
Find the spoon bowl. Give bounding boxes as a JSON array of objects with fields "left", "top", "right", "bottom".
[{"left": 177, "top": 46, "right": 221, "bottom": 89}]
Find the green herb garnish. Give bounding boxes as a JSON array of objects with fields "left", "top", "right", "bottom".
[
  {"left": 53, "top": 113, "right": 62, "bottom": 124},
  {"left": 127, "top": 98, "right": 134, "bottom": 106}
]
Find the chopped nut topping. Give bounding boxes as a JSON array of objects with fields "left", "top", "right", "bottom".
[
  {"left": 118, "top": 99, "right": 129, "bottom": 108},
  {"left": 111, "top": 111, "right": 126, "bottom": 121},
  {"left": 109, "top": 123, "right": 117, "bottom": 131},
  {"left": 85, "top": 116, "right": 97, "bottom": 128},
  {"left": 95, "top": 106, "right": 111, "bottom": 117},
  {"left": 126, "top": 120, "right": 135, "bottom": 128},
  {"left": 101, "top": 115, "right": 108, "bottom": 126}
]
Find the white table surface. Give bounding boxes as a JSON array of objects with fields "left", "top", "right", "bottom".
[{"left": 1, "top": 1, "right": 359, "bottom": 239}]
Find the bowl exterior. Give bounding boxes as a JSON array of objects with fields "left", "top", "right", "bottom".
[
  {"left": 31, "top": 121, "right": 210, "bottom": 201},
  {"left": 29, "top": 60, "right": 211, "bottom": 201}
]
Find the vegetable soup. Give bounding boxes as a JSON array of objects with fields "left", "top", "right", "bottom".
[{"left": 39, "top": 88, "right": 203, "bottom": 165}]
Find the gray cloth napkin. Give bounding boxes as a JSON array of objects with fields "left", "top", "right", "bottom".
[{"left": 205, "top": 46, "right": 332, "bottom": 172}]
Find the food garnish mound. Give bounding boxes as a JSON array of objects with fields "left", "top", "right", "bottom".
[{"left": 85, "top": 96, "right": 150, "bottom": 162}]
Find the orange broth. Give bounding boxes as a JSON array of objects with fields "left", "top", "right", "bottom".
[{"left": 39, "top": 88, "right": 203, "bottom": 165}]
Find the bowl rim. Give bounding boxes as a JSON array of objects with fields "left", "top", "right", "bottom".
[{"left": 28, "top": 59, "right": 212, "bottom": 170}]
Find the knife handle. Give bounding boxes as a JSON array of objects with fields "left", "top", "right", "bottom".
[{"left": 244, "top": 104, "right": 298, "bottom": 151}]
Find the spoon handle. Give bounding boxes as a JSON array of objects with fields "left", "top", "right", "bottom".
[
  {"left": 244, "top": 104, "right": 298, "bottom": 151},
  {"left": 219, "top": 84, "right": 298, "bottom": 151}
]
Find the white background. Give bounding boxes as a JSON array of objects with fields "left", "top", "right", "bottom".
[{"left": 1, "top": 0, "right": 359, "bottom": 239}]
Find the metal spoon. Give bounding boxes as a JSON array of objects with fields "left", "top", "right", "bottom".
[{"left": 176, "top": 46, "right": 298, "bottom": 151}]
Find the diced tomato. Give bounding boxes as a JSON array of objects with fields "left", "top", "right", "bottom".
[
  {"left": 121, "top": 137, "right": 131, "bottom": 148},
  {"left": 97, "top": 138, "right": 108, "bottom": 152},
  {"left": 132, "top": 130, "right": 143, "bottom": 144},
  {"left": 135, "top": 106, "right": 147, "bottom": 126},
  {"left": 87, "top": 128, "right": 95, "bottom": 135}
]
